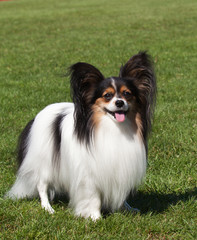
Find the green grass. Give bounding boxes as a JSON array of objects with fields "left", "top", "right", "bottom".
[{"left": 0, "top": 0, "right": 196, "bottom": 239}]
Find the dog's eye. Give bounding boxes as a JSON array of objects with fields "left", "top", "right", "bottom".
[
  {"left": 103, "top": 92, "right": 113, "bottom": 101},
  {"left": 122, "top": 91, "right": 132, "bottom": 99}
]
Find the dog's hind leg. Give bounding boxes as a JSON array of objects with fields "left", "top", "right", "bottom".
[{"left": 37, "top": 181, "right": 55, "bottom": 214}]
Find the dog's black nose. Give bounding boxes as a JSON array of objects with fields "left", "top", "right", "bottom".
[{"left": 115, "top": 100, "right": 124, "bottom": 108}]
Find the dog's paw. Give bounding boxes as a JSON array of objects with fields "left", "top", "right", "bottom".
[
  {"left": 41, "top": 202, "right": 55, "bottom": 214},
  {"left": 75, "top": 209, "right": 101, "bottom": 221},
  {"left": 89, "top": 211, "right": 101, "bottom": 221}
]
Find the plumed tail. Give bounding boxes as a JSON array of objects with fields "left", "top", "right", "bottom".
[{"left": 5, "top": 175, "right": 38, "bottom": 200}]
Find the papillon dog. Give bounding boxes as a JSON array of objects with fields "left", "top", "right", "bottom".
[{"left": 6, "top": 52, "right": 156, "bottom": 220}]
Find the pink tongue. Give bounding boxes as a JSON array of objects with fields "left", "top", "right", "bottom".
[{"left": 115, "top": 112, "right": 125, "bottom": 122}]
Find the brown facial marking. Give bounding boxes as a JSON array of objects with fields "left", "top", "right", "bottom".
[
  {"left": 91, "top": 98, "right": 107, "bottom": 131},
  {"left": 120, "top": 86, "right": 132, "bottom": 101},
  {"left": 120, "top": 86, "right": 130, "bottom": 93},
  {"left": 102, "top": 87, "right": 115, "bottom": 96},
  {"left": 135, "top": 112, "right": 143, "bottom": 138},
  {"left": 95, "top": 97, "right": 106, "bottom": 106},
  {"left": 127, "top": 105, "right": 144, "bottom": 143},
  {"left": 102, "top": 87, "right": 115, "bottom": 102}
]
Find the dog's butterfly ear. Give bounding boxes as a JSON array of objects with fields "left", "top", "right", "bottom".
[
  {"left": 119, "top": 52, "right": 156, "bottom": 95},
  {"left": 120, "top": 52, "right": 157, "bottom": 140},
  {"left": 69, "top": 62, "right": 104, "bottom": 106},
  {"left": 68, "top": 62, "right": 104, "bottom": 143}
]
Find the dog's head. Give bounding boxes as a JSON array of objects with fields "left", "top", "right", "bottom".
[{"left": 69, "top": 52, "right": 156, "bottom": 144}]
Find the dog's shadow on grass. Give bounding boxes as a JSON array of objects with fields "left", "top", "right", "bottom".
[
  {"left": 127, "top": 188, "right": 197, "bottom": 214},
  {"left": 52, "top": 188, "right": 196, "bottom": 216}
]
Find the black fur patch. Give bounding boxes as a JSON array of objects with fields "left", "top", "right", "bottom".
[
  {"left": 17, "top": 119, "right": 34, "bottom": 169},
  {"left": 69, "top": 62, "right": 104, "bottom": 145},
  {"left": 52, "top": 114, "right": 65, "bottom": 166}
]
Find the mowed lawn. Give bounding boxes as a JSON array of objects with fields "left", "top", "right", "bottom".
[{"left": 0, "top": 0, "right": 196, "bottom": 239}]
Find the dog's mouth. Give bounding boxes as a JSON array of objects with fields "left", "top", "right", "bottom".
[{"left": 104, "top": 108, "right": 128, "bottom": 122}]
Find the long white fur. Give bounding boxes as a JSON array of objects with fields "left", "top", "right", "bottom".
[{"left": 6, "top": 102, "right": 146, "bottom": 220}]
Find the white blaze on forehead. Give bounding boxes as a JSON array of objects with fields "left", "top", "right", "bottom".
[
  {"left": 103, "top": 78, "right": 129, "bottom": 123},
  {"left": 111, "top": 78, "right": 117, "bottom": 92}
]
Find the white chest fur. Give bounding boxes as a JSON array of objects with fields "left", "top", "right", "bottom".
[{"left": 91, "top": 116, "right": 147, "bottom": 210}]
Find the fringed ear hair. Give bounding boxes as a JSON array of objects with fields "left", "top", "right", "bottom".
[
  {"left": 69, "top": 62, "right": 104, "bottom": 143},
  {"left": 69, "top": 62, "right": 104, "bottom": 106},
  {"left": 120, "top": 52, "right": 157, "bottom": 141}
]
